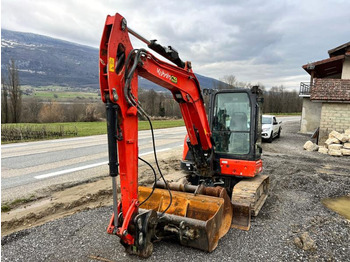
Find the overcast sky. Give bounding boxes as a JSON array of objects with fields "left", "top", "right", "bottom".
[{"left": 2, "top": 0, "right": 350, "bottom": 90}]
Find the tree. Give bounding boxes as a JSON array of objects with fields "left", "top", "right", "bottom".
[
  {"left": 38, "top": 101, "right": 65, "bottom": 123},
  {"left": 217, "top": 75, "right": 252, "bottom": 90},
  {"left": 158, "top": 101, "right": 165, "bottom": 117},
  {"left": 6, "top": 59, "right": 22, "bottom": 123},
  {"left": 21, "top": 98, "right": 42, "bottom": 123},
  {"left": 262, "top": 85, "right": 302, "bottom": 114},
  {"left": 139, "top": 89, "right": 158, "bottom": 116},
  {"left": 1, "top": 76, "right": 10, "bottom": 123},
  {"left": 64, "top": 103, "right": 85, "bottom": 122},
  {"left": 83, "top": 104, "right": 98, "bottom": 122},
  {"left": 222, "top": 75, "right": 236, "bottom": 89}
]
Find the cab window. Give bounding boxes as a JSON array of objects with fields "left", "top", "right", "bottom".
[{"left": 212, "top": 92, "right": 251, "bottom": 155}]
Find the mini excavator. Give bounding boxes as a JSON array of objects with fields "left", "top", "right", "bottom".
[{"left": 99, "top": 13, "right": 269, "bottom": 257}]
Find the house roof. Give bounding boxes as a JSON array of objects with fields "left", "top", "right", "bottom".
[
  {"left": 310, "top": 78, "right": 350, "bottom": 102},
  {"left": 328, "top": 41, "right": 350, "bottom": 57},
  {"left": 304, "top": 42, "right": 350, "bottom": 102},
  {"left": 302, "top": 54, "right": 345, "bottom": 78},
  {"left": 302, "top": 41, "right": 350, "bottom": 78}
]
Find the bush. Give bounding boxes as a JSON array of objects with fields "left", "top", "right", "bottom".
[
  {"left": 38, "top": 101, "right": 65, "bottom": 123},
  {"left": 1, "top": 124, "right": 78, "bottom": 142}
]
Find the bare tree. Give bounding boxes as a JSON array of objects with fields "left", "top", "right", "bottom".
[
  {"left": 222, "top": 75, "right": 236, "bottom": 88},
  {"left": 217, "top": 75, "right": 237, "bottom": 90},
  {"left": 6, "top": 59, "right": 22, "bottom": 123},
  {"left": 218, "top": 75, "right": 251, "bottom": 90},
  {"left": 64, "top": 102, "right": 85, "bottom": 122},
  {"left": 83, "top": 104, "right": 98, "bottom": 122},
  {"left": 21, "top": 98, "right": 42, "bottom": 122},
  {"left": 262, "top": 85, "right": 302, "bottom": 114},
  {"left": 139, "top": 89, "right": 158, "bottom": 116},
  {"left": 1, "top": 76, "right": 10, "bottom": 123},
  {"left": 39, "top": 101, "right": 65, "bottom": 123}
]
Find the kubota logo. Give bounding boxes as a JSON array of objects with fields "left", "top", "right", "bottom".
[{"left": 157, "top": 68, "right": 177, "bottom": 84}]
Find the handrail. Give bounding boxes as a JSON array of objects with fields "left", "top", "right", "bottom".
[{"left": 299, "top": 82, "right": 312, "bottom": 96}]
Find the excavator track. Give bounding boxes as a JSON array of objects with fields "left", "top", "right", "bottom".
[{"left": 231, "top": 175, "right": 270, "bottom": 230}]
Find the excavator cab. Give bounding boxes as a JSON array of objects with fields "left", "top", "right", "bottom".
[
  {"left": 182, "top": 87, "right": 263, "bottom": 178},
  {"left": 210, "top": 89, "right": 261, "bottom": 159},
  {"left": 181, "top": 87, "right": 268, "bottom": 231}
]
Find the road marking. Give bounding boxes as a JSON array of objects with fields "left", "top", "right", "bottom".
[
  {"left": 48, "top": 136, "right": 93, "bottom": 143},
  {"left": 139, "top": 148, "right": 170, "bottom": 156},
  {"left": 34, "top": 146, "right": 182, "bottom": 180},
  {"left": 283, "top": 119, "right": 300, "bottom": 122},
  {"left": 2, "top": 150, "right": 50, "bottom": 159},
  {"left": 34, "top": 161, "right": 108, "bottom": 179},
  {"left": 2, "top": 143, "right": 29, "bottom": 149}
]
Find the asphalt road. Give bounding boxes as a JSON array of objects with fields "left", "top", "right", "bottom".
[
  {"left": 275, "top": 116, "right": 300, "bottom": 123},
  {"left": 1, "top": 126, "right": 187, "bottom": 202}
]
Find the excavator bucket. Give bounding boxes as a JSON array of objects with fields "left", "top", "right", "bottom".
[{"left": 138, "top": 186, "right": 232, "bottom": 252}]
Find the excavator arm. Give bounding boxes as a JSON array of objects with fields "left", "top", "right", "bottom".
[{"left": 100, "top": 14, "right": 213, "bottom": 167}]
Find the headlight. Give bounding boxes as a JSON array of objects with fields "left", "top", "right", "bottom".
[{"left": 262, "top": 128, "right": 269, "bottom": 132}]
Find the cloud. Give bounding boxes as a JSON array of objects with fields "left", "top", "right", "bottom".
[{"left": 2, "top": 0, "right": 350, "bottom": 90}]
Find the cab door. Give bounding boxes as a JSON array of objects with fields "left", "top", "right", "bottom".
[{"left": 208, "top": 88, "right": 262, "bottom": 162}]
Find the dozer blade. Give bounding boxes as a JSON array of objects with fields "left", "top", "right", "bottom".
[
  {"left": 138, "top": 186, "right": 232, "bottom": 252},
  {"left": 231, "top": 200, "right": 251, "bottom": 231},
  {"left": 231, "top": 175, "right": 270, "bottom": 230}
]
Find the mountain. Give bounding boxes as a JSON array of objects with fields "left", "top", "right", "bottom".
[
  {"left": 1, "top": 29, "right": 98, "bottom": 88},
  {"left": 1, "top": 29, "right": 224, "bottom": 90}
]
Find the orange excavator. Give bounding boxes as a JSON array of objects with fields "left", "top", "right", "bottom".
[{"left": 99, "top": 13, "right": 269, "bottom": 257}]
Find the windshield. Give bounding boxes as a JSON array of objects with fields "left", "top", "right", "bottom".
[
  {"left": 212, "top": 92, "right": 251, "bottom": 155},
  {"left": 262, "top": 116, "right": 272, "bottom": 125}
]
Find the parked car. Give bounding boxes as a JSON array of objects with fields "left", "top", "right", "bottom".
[{"left": 262, "top": 115, "right": 282, "bottom": 142}]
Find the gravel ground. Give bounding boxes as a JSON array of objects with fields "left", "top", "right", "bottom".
[{"left": 2, "top": 120, "right": 350, "bottom": 261}]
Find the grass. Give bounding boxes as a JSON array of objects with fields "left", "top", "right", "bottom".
[
  {"left": 21, "top": 86, "right": 100, "bottom": 100},
  {"left": 32, "top": 91, "right": 99, "bottom": 100},
  {"left": 1, "top": 195, "right": 36, "bottom": 212},
  {"left": 1, "top": 204, "right": 11, "bottom": 212},
  {"left": 139, "top": 119, "right": 185, "bottom": 130},
  {"left": 1, "top": 119, "right": 185, "bottom": 142}
]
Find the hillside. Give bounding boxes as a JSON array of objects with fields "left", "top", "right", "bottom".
[{"left": 1, "top": 29, "right": 224, "bottom": 90}]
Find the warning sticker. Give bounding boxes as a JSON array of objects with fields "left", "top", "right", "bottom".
[
  {"left": 109, "top": 57, "right": 115, "bottom": 72},
  {"left": 171, "top": 76, "right": 178, "bottom": 84}
]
